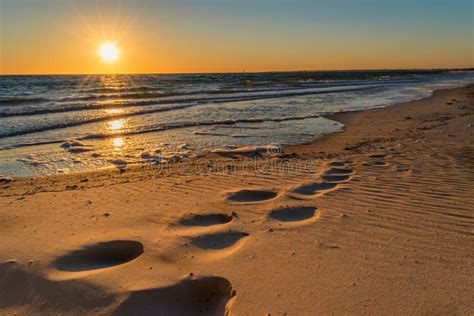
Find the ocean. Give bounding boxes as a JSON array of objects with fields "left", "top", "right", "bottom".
[{"left": 0, "top": 70, "right": 473, "bottom": 177}]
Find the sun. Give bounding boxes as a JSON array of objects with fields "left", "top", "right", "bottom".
[{"left": 99, "top": 43, "right": 119, "bottom": 62}]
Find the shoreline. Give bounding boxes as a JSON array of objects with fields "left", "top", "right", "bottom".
[
  {"left": 287, "top": 83, "right": 474, "bottom": 154},
  {"left": 1, "top": 83, "right": 471, "bottom": 190},
  {"left": 2, "top": 82, "right": 471, "bottom": 182},
  {"left": 0, "top": 83, "right": 473, "bottom": 315}
]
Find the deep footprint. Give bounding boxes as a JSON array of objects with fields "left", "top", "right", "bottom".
[
  {"left": 227, "top": 189, "right": 277, "bottom": 203},
  {"left": 113, "top": 276, "right": 234, "bottom": 316},
  {"left": 294, "top": 182, "right": 338, "bottom": 196},
  {"left": 269, "top": 206, "right": 317, "bottom": 222},
  {"left": 324, "top": 168, "right": 353, "bottom": 175},
  {"left": 54, "top": 240, "right": 144, "bottom": 272},
  {"left": 191, "top": 231, "right": 249, "bottom": 250},
  {"left": 179, "top": 214, "right": 233, "bottom": 227},
  {"left": 322, "top": 175, "right": 351, "bottom": 183}
]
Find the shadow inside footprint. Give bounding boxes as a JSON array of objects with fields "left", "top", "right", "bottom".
[
  {"left": 54, "top": 240, "right": 144, "bottom": 272},
  {"left": 322, "top": 175, "right": 351, "bottom": 183},
  {"left": 329, "top": 161, "right": 345, "bottom": 167},
  {"left": 191, "top": 231, "right": 249, "bottom": 250},
  {"left": 269, "top": 206, "right": 316, "bottom": 222},
  {"left": 113, "top": 276, "right": 234, "bottom": 316},
  {"left": 294, "top": 182, "right": 337, "bottom": 195},
  {"left": 369, "top": 154, "right": 386, "bottom": 159},
  {"left": 179, "top": 214, "right": 233, "bottom": 227},
  {"left": 227, "top": 189, "right": 277, "bottom": 203},
  {"left": 324, "top": 168, "right": 353, "bottom": 175}
]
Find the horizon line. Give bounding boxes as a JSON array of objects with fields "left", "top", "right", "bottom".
[{"left": 1, "top": 67, "right": 473, "bottom": 77}]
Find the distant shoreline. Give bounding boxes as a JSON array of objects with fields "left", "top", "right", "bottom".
[{"left": 1, "top": 68, "right": 473, "bottom": 77}]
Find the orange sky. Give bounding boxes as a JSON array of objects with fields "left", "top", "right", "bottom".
[{"left": 1, "top": 0, "right": 472, "bottom": 75}]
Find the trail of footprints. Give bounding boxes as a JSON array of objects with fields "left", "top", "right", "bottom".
[
  {"left": 50, "top": 219, "right": 240, "bottom": 315},
  {"left": 366, "top": 153, "right": 389, "bottom": 166},
  {"left": 47, "top": 158, "right": 363, "bottom": 315},
  {"left": 222, "top": 160, "right": 356, "bottom": 225},
  {"left": 290, "top": 160, "right": 354, "bottom": 200}
]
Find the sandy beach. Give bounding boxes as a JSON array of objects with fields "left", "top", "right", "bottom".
[{"left": 0, "top": 84, "right": 473, "bottom": 315}]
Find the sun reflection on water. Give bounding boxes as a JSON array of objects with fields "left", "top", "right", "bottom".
[
  {"left": 112, "top": 137, "right": 124, "bottom": 149},
  {"left": 105, "top": 108, "right": 125, "bottom": 115},
  {"left": 109, "top": 119, "right": 125, "bottom": 130}
]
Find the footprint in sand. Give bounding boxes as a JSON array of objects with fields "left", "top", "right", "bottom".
[
  {"left": 53, "top": 240, "right": 144, "bottom": 272},
  {"left": 226, "top": 189, "right": 278, "bottom": 204},
  {"left": 113, "top": 276, "right": 235, "bottom": 316},
  {"left": 291, "top": 182, "right": 338, "bottom": 198},
  {"left": 368, "top": 153, "right": 387, "bottom": 159},
  {"left": 322, "top": 174, "right": 352, "bottom": 183},
  {"left": 190, "top": 231, "right": 249, "bottom": 250},
  {"left": 268, "top": 206, "right": 318, "bottom": 223},
  {"left": 178, "top": 213, "right": 233, "bottom": 227}
]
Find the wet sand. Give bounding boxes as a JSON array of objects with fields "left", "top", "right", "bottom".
[{"left": 0, "top": 85, "right": 473, "bottom": 315}]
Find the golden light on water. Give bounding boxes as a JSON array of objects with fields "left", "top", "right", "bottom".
[
  {"left": 99, "top": 43, "right": 119, "bottom": 62},
  {"left": 108, "top": 119, "right": 125, "bottom": 130},
  {"left": 112, "top": 137, "right": 124, "bottom": 148},
  {"left": 105, "top": 108, "right": 124, "bottom": 115}
]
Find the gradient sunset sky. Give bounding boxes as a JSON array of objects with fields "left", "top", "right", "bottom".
[{"left": 1, "top": 0, "right": 473, "bottom": 75}]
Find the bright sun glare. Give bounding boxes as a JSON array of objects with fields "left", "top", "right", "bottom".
[{"left": 99, "top": 43, "right": 119, "bottom": 62}]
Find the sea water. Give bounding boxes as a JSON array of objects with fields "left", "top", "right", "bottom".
[{"left": 0, "top": 70, "right": 472, "bottom": 177}]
